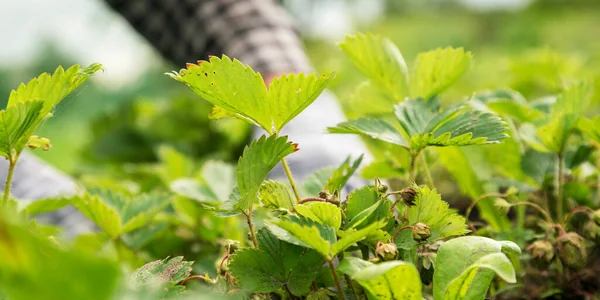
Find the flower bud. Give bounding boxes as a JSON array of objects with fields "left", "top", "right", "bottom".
[
  {"left": 412, "top": 222, "right": 431, "bottom": 242},
  {"left": 375, "top": 242, "right": 398, "bottom": 261},
  {"left": 557, "top": 232, "right": 587, "bottom": 269},
  {"left": 494, "top": 198, "right": 512, "bottom": 215},
  {"left": 526, "top": 240, "right": 554, "bottom": 270},
  {"left": 375, "top": 178, "right": 389, "bottom": 194},
  {"left": 400, "top": 187, "right": 417, "bottom": 207}
]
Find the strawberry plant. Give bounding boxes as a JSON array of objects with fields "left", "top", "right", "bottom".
[{"left": 1, "top": 32, "right": 598, "bottom": 300}]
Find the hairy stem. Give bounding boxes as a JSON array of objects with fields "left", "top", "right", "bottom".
[
  {"left": 244, "top": 206, "right": 259, "bottom": 248},
  {"left": 556, "top": 152, "right": 565, "bottom": 221},
  {"left": 297, "top": 197, "right": 340, "bottom": 206},
  {"left": 465, "top": 192, "right": 507, "bottom": 221},
  {"left": 511, "top": 201, "right": 553, "bottom": 224},
  {"left": 281, "top": 157, "right": 302, "bottom": 203},
  {"left": 408, "top": 152, "right": 418, "bottom": 184},
  {"left": 327, "top": 259, "right": 346, "bottom": 300},
  {"left": 420, "top": 152, "right": 434, "bottom": 188},
  {"left": 3, "top": 158, "right": 17, "bottom": 206},
  {"left": 563, "top": 206, "right": 595, "bottom": 225}
]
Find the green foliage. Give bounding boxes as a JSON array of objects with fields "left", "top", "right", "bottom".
[
  {"left": 329, "top": 98, "right": 509, "bottom": 153},
  {"left": 70, "top": 190, "right": 171, "bottom": 238},
  {"left": 406, "top": 185, "right": 470, "bottom": 242},
  {"left": 168, "top": 55, "right": 334, "bottom": 134},
  {"left": 233, "top": 135, "right": 296, "bottom": 211},
  {"left": 228, "top": 229, "right": 322, "bottom": 295},
  {"left": 340, "top": 33, "right": 409, "bottom": 101},
  {"left": 433, "top": 236, "right": 520, "bottom": 300},
  {"left": 0, "top": 64, "right": 102, "bottom": 161},
  {"left": 130, "top": 256, "right": 193, "bottom": 297},
  {"left": 338, "top": 257, "right": 422, "bottom": 299}
]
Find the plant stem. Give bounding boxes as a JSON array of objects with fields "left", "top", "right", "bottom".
[
  {"left": 281, "top": 157, "right": 302, "bottom": 203},
  {"left": 327, "top": 259, "right": 346, "bottom": 300},
  {"left": 511, "top": 201, "right": 553, "bottom": 224},
  {"left": 244, "top": 206, "right": 259, "bottom": 248},
  {"left": 297, "top": 197, "right": 340, "bottom": 206},
  {"left": 465, "top": 192, "right": 506, "bottom": 221},
  {"left": 420, "top": 152, "right": 434, "bottom": 188},
  {"left": 563, "top": 206, "right": 595, "bottom": 225},
  {"left": 392, "top": 225, "right": 413, "bottom": 242},
  {"left": 283, "top": 284, "right": 296, "bottom": 300},
  {"left": 556, "top": 152, "right": 565, "bottom": 221},
  {"left": 408, "top": 152, "right": 418, "bottom": 184},
  {"left": 3, "top": 158, "right": 17, "bottom": 206},
  {"left": 344, "top": 274, "right": 359, "bottom": 300}
]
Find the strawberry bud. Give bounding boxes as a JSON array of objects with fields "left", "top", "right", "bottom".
[{"left": 412, "top": 222, "right": 431, "bottom": 242}]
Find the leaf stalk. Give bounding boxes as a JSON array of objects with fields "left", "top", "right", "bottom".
[{"left": 327, "top": 259, "right": 346, "bottom": 300}]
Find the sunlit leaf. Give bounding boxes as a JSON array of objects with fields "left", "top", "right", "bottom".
[
  {"left": 295, "top": 202, "right": 342, "bottom": 229},
  {"left": 338, "top": 257, "right": 422, "bottom": 300},
  {"left": 168, "top": 56, "right": 334, "bottom": 133},
  {"left": 410, "top": 47, "right": 473, "bottom": 100},
  {"left": 340, "top": 33, "right": 409, "bottom": 101},
  {"left": 434, "top": 236, "right": 520, "bottom": 300},
  {"left": 259, "top": 180, "right": 295, "bottom": 210},
  {"left": 234, "top": 135, "right": 296, "bottom": 211}
]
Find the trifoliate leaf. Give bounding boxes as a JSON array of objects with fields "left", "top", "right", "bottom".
[
  {"left": 331, "top": 221, "right": 385, "bottom": 255},
  {"left": 228, "top": 229, "right": 323, "bottom": 296},
  {"left": 235, "top": 135, "right": 296, "bottom": 211},
  {"left": 259, "top": 180, "right": 295, "bottom": 210},
  {"left": 330, "top": 98, "right": 508, "bottom": 153},
  {"left": 410, "top": 47, "right": 473, "bottom": 100},
  {"left": 340, "top": 33, "right": 409, "bottom": 101},
  {"left": 407, "top": 185, "right": 469, "bottom": 243},
  {"left": 338, "top": 257, "right": 422, "bottom": 300},
  {"left": 168, "top": 56, "right": 334, "bottom": 134},
  {"left": 434, "top": 236, "right": 520, "bottom": 300}
]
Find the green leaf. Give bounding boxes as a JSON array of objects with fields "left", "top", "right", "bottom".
[
  {"left": 71, "top": 193, "right": 122, "bottom": 238},
  {"left": 436, "top": 147, "right": 511, "bottom": 231},
  {"left": 328, "top": 118, "right": 408, "bottom": 147},
  {"left": 524, "top": 82, "right": 592, "bottom": 153},
  {"left": 235, "top": 135, "right": 296, "bottom": 211},
  {"left": 433, "top": 236, "right": 520, "bottom": 300},
  {"left": 0, "top": 64, "right": 102, "bottom": 160},
  {"left": 332, "top": 221, "right": 385, "bottom": 255},
  {"left": 394, "top": 99, "right": 509, "bottom": 151},
  {"left": 228, "top": 229, "right": 323, "bottom": 296},
  {"left": 131, "top": 256, "right": 193, "bottom": 286},
  {"left": 301, "top": 166, "right": 337, "bottom": 196},
  {"left": 21, "top": 197, "right": 70, "bottom": 215},
  {"left": 407, "top": 185, "right": 469, "bottom": 242},
  {"left": 325, "top": 155, "right": 364, "bottom": 193},
  {"left": 71, "top": 191, "right": 171, "bottom": 238},
  {"left": 339, "top": 257, "right": 422, "bottom": 300},
  {"left": 0, "top": 217, "right": 120, "bottom": 300},
  {"left": 340, "top": 33, "right": 409, "bottom": 101},
  {"left": 579, "top": 116, "right": 600, "bottom": 146},
  {"left": 168, "top": 56, "right": 334, "bottom": 133},
  {"left": 474, "top": 89, "right": 543, "bottom": 123},
  {"left": 259, "top": 180, "right": 295, "bottom": 210},
  {"left": 410, "top": 47, "right": 473, "bottom": 100},
  {"left": 360, "top": 160, "right": 405, "bottom": 179},
  {"left": 170, "top": 178, "right": 218, "bottom": 204},
  {"left": 295, "top": 202, "right": 342, "bottom": 229},
  {"left": 345, "top": 186, "right": 392, "bottom": 230},
  {"left": 0, "top": 101, "right": 44, "bottom": 159},
  {"left": 201, "top": 160, "right": 236, "bottom": 201},
  {"left": 268, "top": 217, "right": 335, "bottom": 259}
]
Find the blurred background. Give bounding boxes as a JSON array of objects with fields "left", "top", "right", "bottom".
[{"left": 1, "top": 0, "right": 599, "bottom": 178}]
